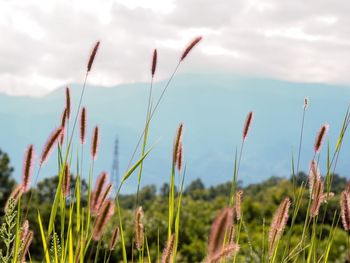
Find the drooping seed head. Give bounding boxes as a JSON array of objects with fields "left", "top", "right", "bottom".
[
  {"left": 180, "top": 36, "right": 202, "bottom": 61},
  {"left": 80, "top": 107, "right": 87, "bottom": 144},
  {"left": 22, "top": 144, "right": 35, "bottom": 193},
  {"left": 135, "top": 206, "right": 144, "bottom": 251},
  {"left": 91, "top": 126, "right": 99, "bottom": 160},
  {"left": 314, "top": 123, "right": 329, "bottom": 153},
  {"left": 92, "top": 200, "right": 114, "bottom": 241},
  {"left": 65, "top": 87, "right": 71, "bottom": 120},
  {"left": 161, "top": 234, "right": 175, "bottom": 263},
  {"left": 341, "top": 190, "right": 350, "bottom": 231},
  {"left": 87, "top": 41, "right": 100, "bottom": 72},
  {"left": 242, "top": 111, "right": 254, "bottom": 141},
  {"left": 151, "top": 49, "right": 157, "bottom": 77},
  {"left": 235, "top": 190, "right": 243, "bottom": 220},
  {"left": 208, "top": 207, "right": 234, "bottom": 257},
  {"left": 62, "top": 164, "right": 71, "bottom": 198},
  {"left": 109, "top": 225, "right": 119, "bottom": 251},
  {"left": 40, "top": 127, "right": 63, "bottom": 165},
  {"left": 268, "top": 197, "right": 290, "bottom": 257}
]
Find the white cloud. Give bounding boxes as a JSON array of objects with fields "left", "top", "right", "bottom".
[{"left": 0, "top": 0, "right": 350, "bottom": 96}]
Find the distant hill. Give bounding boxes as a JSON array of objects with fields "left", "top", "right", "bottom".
[{"left": 1, "top": 73, "right": 350, "bottom": 193}]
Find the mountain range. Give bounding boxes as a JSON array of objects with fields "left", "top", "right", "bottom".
[{"left": 1, "top": 73, "right": 350, "bottom": 193}]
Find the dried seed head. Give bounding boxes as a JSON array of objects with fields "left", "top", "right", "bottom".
[
  {"left": 109, "top": 225, "right": 119, "bottom": 251},
  {"left": 92, "top": 200, "right": 114, "bottom": 241},
  {"left": 180, "top": 36, "right": 202, "bottom": 61},
  {"left": 135, "top": 206, "right": 144, "bottom": 251},
  {"left": 151, "top": 49, "right": 157, "bottom": 77},
  {"left": 161, "top": 234, "right": 175, "bottom": 263},
  {"left": 22, "top": 144, "right": 35, "bottom": 192},
  {"left": 242, "top": 111, "right": 254, "bottom": 141},
  {"left": 80, "top": 107, "right": 87, "bottom": 144},
  {"left": 235, "top": 190, "right": 243, "bottom": 220},
  {"left": 208, "top": 207, "right": 234, "bottom": 257},
  {"left": 65, "top": 87, "right": 71, "bottom": 120},
  {"left": 40, "top": 127, "right": 63, "bottom": 165},
  {"left": 62, "top": 164, "right": 71, "bottom": 198},
  {"left": 91, "top": 126, "right": 99, "bottom": 160},
  {"left": 173, "top": 123, "right": 184, "bottom": 167},
  {"left": 314, "top": 123, "right": 329, "bottom": 153},
  {"left": 268, "top": 197, "right": 290, "bottom": 257},
  {"left": 87, "top": 41, "right": 100, "bottom": 72},
  {"left": 341, "top": 190, "right": 350, "bottom": 231}
]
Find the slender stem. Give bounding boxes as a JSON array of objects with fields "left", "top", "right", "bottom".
[{"left": 126, "top": 62, "right": 181, "bottom": 171}]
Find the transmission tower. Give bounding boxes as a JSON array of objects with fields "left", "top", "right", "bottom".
[{"left": 111, "top": 136, "right": 119, "bottom": 194}]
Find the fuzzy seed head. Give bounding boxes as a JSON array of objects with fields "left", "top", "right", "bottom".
[
  {"left": 21, "top": 230, "right": 33, "bottom": 262},
  {"left": 314, "top": 123, "right": 329, "bottom": 153},
  {"left": 91, "top": 172, "right": 109, "bottom": 215},
  {"left": 208, "top": 207, "right": 234, "bottom": 257},
  {"left": 87, "top": 41, "right": 100, "bottom": 72},
  {"left": 173, "top": 123, "right": 184, "bottom": 168},
  {"left": 65, "top": 87, "right": 71, "bottom": 120},
  {"left": 151, "top": 49, "right": 157, "bottom": 77},
  {"left": 310, "top": 179, "right": 324, "bottom": 217},
  {"left": 40, "top": 127, "right": 63, "bottom": 165},
  {"left": 268, "top": 197, "right": 290, "bottom": 257},
  {"left": 80, "top": 107, "right": 87, "bottom": 144},
  {"left": 91, "top": 126, "right": 99, "bottom": 160},
  {"left": 207, "top": 244, "right": 240, "bottom": 263},
  {"left": 235, "top": 190, "right": 243, "bottom": 220},
  {"left": 62, "top": 164, "right": 71, "bottom": 198},
  {"left": 180, "top": 36, "right": 202, "bottom": 61},
  {"left": 109, "top": 225, "right": 119, "bottom": 251},
  {"left": 135, "top": 206, "right": 144, "bottom": 251},
  {"left": 22, "top": 144, "right": 35, "bottom": 192},
  {"left": 341, "top": 190, "right": 350, "bottom": 231},
  {"left": 309, "top": 160, "right": 321, "bottom": 197},
  {"left": 161, "top": 234, "right": 175, "bottom": 263},
  {"left": 92, "top": 200, "right": 114, "bottom": 241},
  {"left": 242, "top": 111, "right": 254, "bottom": 141}
]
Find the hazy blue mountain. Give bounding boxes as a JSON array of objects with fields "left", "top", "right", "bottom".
[{"left": 1, "top": 73, "right": 350, "bottom": 193}]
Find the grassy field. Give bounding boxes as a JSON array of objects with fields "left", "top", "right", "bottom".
[{"left": 1, "top": 37, "right": 350, "bottom": 263}]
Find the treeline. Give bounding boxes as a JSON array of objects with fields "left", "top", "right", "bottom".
[{"left": 0, "top": 148, "right": 349, "bottom": 262}]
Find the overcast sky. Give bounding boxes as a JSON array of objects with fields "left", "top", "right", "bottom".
[{"left": 1, "top": 0, "right": 349, "bottom": 96}]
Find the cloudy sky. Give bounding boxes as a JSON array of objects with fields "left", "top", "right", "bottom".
[{"left": 1, "top": 0, "right": 349, "bottom": 96}]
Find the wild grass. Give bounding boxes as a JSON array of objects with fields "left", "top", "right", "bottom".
[{"left": 1, "top": 36, "right": 350, "bottom": 263}]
